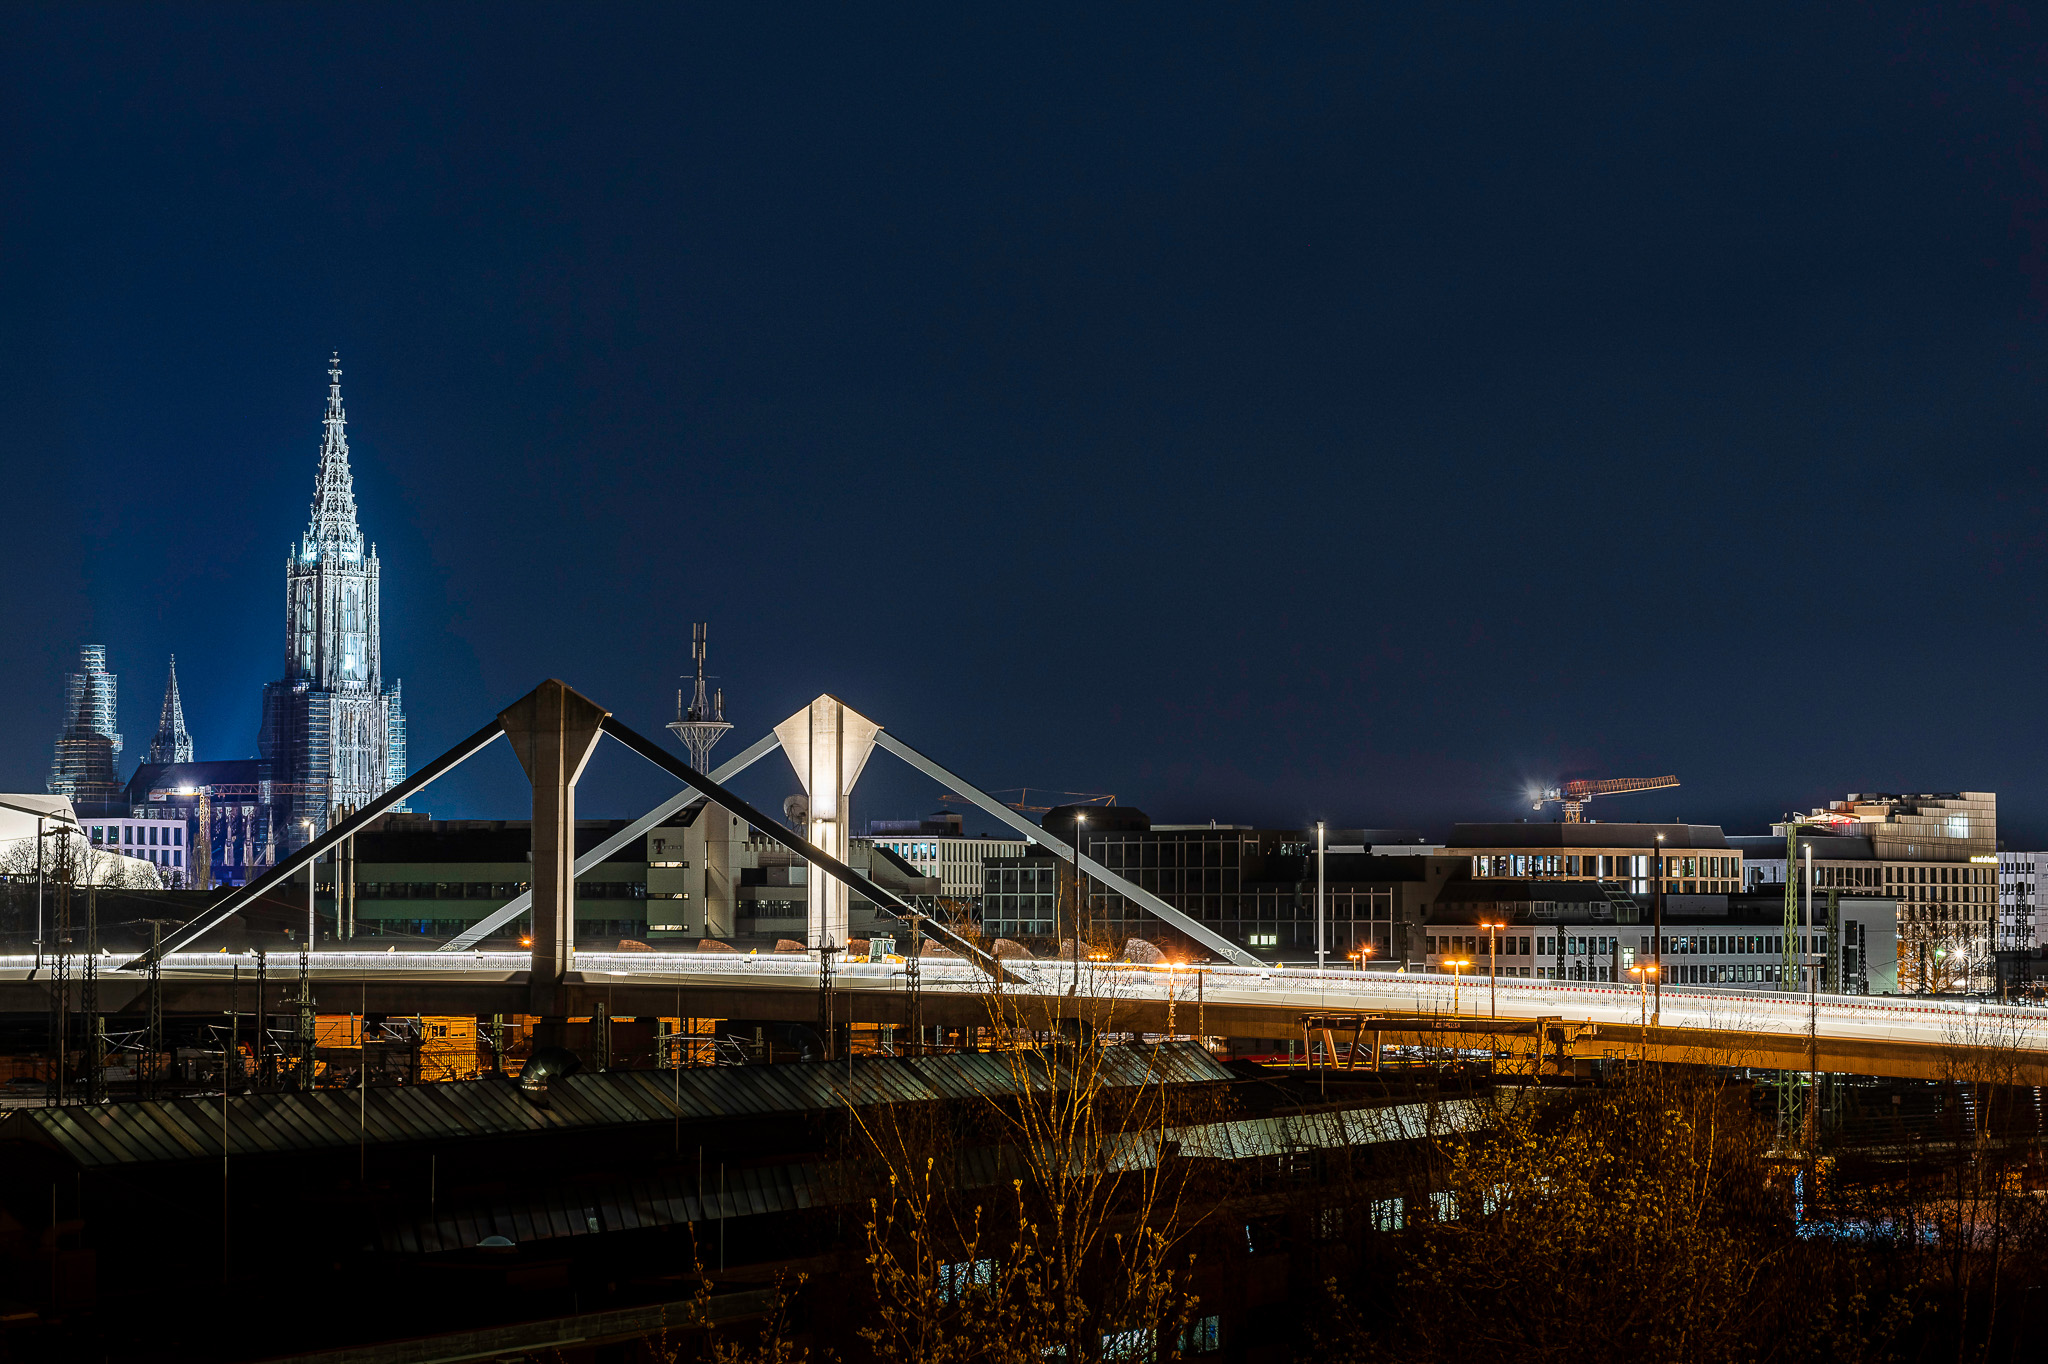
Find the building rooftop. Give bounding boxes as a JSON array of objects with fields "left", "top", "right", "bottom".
[
  {"left": 1728, "top": 831, "right": 1879, "bottom": 862},
  {"left": 0, "top": 1041, "right": 1233, "bottom": 1171},
  {"left": 1446, "top": 822, "right": 1730, "bottom": 850}
]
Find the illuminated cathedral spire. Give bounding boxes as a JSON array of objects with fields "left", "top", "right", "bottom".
[
  {"left": 148, "top": 654, "right": 193, "bottom": 765},
  {"left": 302, "top": 352, "right": 364, "bottom": 561},
  {"left": 261, "top": 354, "right": 402, "bottom": 854}
]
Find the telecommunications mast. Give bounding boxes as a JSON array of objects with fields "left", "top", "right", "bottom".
[{"left": 668, "top": 622, "right": 733, "bottom": 772}]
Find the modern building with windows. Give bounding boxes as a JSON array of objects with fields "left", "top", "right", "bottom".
[
  {"left": 1735, "top": 793, "right": 1996, "bottom": 990},
  {"left": 867, "top": 811, "right": 1028, "bottom": 902},
  {"left": 737, "top": 837, "right": 940, "bottom": 942},
  {"left": 1997, "top": 851, "right": 2041, "bottom": 953},
  {"left": 977, "top": 807, "right": 1443, "bottom": 961},
  {"left": 1451, "top": 822, "right": 1744, "bottom": 898},
  {"left": 1422, "top": 885, "right": 1898, "bottom": 994},
  {"left": 83, "top": 810, "right": 189, "bottom": 883},
  {"left": 334, "top": 817, "right": 657, "bottom": 944},
  {"left": 980, "top": 848, "right": 1061, "bottom": 939}
]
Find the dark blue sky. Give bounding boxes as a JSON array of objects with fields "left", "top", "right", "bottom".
[{"left": 5, "top": 4, "right": 2047, "bottom": 842}]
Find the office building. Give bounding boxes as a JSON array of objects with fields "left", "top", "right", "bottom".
[
  {"left": 1736, "top": 793, "right": 1996, "bottom": 991},
  {"left": 1998, "top": 851, "right": 2042, "bottom": 953},
  {"left": 980, "top": 807, "right": 1441, "bottom": 962},
  {"left": 737, "top": 837, "right": 940, "bottom": 941},
  {"left": 1452, "top": 821, "right": 1744, "bottom": 898},
  {"left": 1422, "top": 890, "right": 1897, "bottom": 994},
  {"left": 868, "top": 811, "right": 1029, "bottom": 902}
]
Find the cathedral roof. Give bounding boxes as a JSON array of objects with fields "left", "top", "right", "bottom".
[{"left": 124, "top": 759, "right": 267, "bottom": 806}]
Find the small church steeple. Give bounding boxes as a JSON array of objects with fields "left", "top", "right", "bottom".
[{"left": 149, "top": 654, "right": 194, "bottom": 765}]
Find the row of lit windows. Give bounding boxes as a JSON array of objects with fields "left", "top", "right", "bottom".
[
  {"left": 90, "top": 823, "right": 182, "bottom": 848},
  {"left": 340, "top": 880, "right": 643, "bottom": 900},
  {"left": 1472, "top": 853, "right": 1740, "bottom": 879},
  {"left": 1429, "top": 931, "right": 1829, "bottom": 959}
]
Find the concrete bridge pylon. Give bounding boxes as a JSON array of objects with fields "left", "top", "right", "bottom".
[
  {"left": 773, "top": 695, "right": 880, "bottom": 956},
  {"left": 498, "top": 680, "right": 608, "bottom": 1019}
]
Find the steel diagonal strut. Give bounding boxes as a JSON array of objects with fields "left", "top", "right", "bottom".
[
  {"left": 870, "top": 730, "right": 1265, "bottom": 968},
  {"left": 119, "top": 718, "right": 511, "bottom": 971},
  {"left": 598, "top": 716, "right": 1019, "bottom": 981},
  {"left": 437, "top": 728, "right": 785, "bottom": 951}
]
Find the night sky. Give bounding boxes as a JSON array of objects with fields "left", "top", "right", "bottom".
[{"left": 4, "top": 5, "right": 2047, "bottom": 844}]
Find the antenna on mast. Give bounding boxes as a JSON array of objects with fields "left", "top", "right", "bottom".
[{"left": 668, "top": 621, "right": 733, "bottom": 771}]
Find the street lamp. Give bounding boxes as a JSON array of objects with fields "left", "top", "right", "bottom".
[
  {"left": 1315, "top": 821, "right": 1326, "bottom": 974},
  {"left": 1479, "top": 919, "right": 1504, "bottom": 1018},
  {"left": 1068, "top": 811, "right": 1087, "bottom": 999},
  {"left": 1629, "top": 962, "right": 1659, "bottom": 1032},
  {"left": 1652, "top": 832, "right": 1666, "bottom": 1024},
  {"left": 1445, "top": 958, "right": 1471, "bottom": 1014}
]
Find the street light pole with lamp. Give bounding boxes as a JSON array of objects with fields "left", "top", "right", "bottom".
[
  {"left": 1629, "top": 961, "right": 1659, "bottom": 1033},
  {"left": 1652, "top": 832, "right": 1666, "bottom": 1024},
  {"left": 1067, "top": 811, "right": 1087, "bottom": 999},
  {"left": 1315, "top": 821, "right": 1326, "bottom": 974},
  {"left": 1480, "top": 919, "right": 1504, "bottom": 1018},
  {"left": 1445, "top": 958, "right": 1471, "bottom": 1014}
]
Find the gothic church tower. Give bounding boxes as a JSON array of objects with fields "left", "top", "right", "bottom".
[{"left": 260, "top": 356, "right": 404, "bottom": 848}]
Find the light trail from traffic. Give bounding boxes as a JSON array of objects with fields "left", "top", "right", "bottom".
[{"left": 10, "top": 951, "right": 2037, "bottom": 1055}]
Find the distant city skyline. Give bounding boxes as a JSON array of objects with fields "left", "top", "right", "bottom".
[{"left": 5, "top": 6, "right": 2047, "bottom": 846}]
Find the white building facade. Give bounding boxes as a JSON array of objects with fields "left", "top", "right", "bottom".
[
  {"left": 1998, "top": 851, "right": 2042, "bottom": 952},
  {"left": 866, "top": 833, "right": 1030, "bottom": 901}
]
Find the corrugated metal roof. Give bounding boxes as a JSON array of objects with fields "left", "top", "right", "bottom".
[
  {"left": 0, "top": 1041, "right": 1233, "bottom": 1170},
  {"left": 374, "top": 1087, "right": 1496, "bottom": 1256}
]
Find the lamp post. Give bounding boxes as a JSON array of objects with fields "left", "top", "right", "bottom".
[
  {"left": 1480, "top": 919, "right": 1503, "bottom": 1018},
  {"left": 1315, "top": 821, "right": 1326, "bottom": 974},
  {"left": 1067, "top": 812, "right": 1087, "bottom": 999},
  {"left": 1802, "top": 841, "right": 1813, "bottom": 987},
  {"left": 34, "top": 814, "right": 46, "bottom": 970},
  {"left": 1629, "top": 962, "right": 1658, "bottom": 1032},
  {"left": 1445, "top": 958, "right": 1471, "bottom": 1014},
  {"left": 1652, "top": 833, "right": 1666, "bottom": 1024}
]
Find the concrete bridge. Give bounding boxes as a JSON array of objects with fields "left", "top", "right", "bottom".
[
  {"left": 7, "top": 947, "right": 2045, "bottom": 1084},
  {"left": 6, "top": 677, "right": 2032, "bottom": 1085}
]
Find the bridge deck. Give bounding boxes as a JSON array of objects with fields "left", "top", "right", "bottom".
[{"left": 2, "top": 954, "right": 2039, "bottom": 1083}]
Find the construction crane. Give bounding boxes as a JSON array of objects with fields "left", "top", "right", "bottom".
[
  {"left": 940, "top": 789, "right": 1116, "bottom": 815},
  {"left": 1532, "top": 774, "right": 1679, "bottom": 823}
]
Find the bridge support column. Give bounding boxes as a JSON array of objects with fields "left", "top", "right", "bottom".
[
  {"left": 774, "top": 695, "right": 880, "bottom": 956},
  {"left": 500, "top": 681, "right": 610, "bottom": 1034}
]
